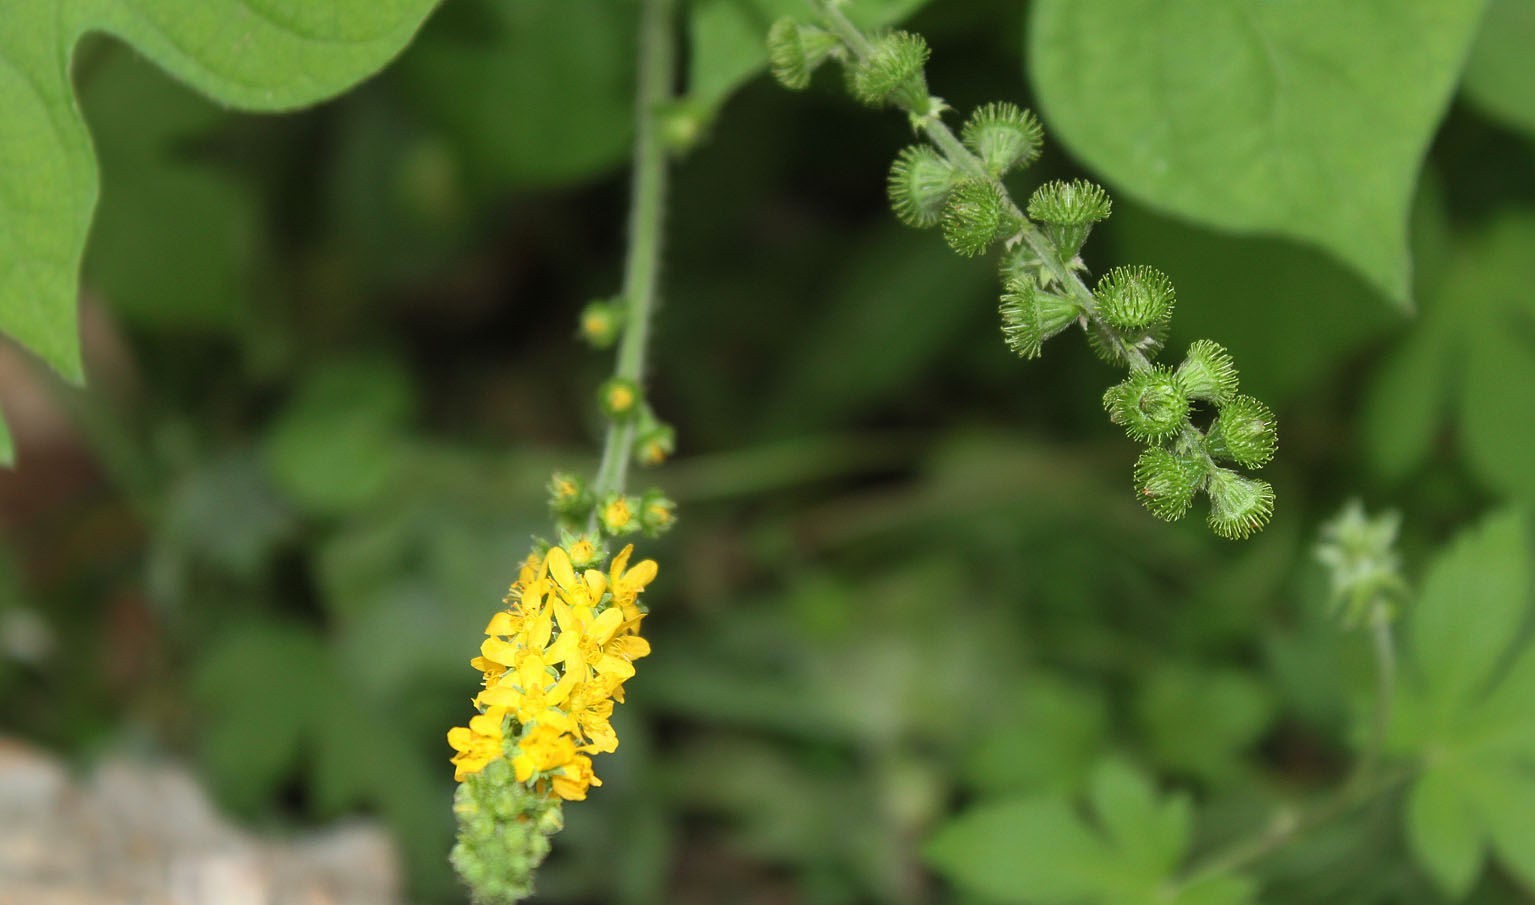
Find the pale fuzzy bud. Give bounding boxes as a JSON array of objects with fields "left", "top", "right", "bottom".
[
  {"left": 888, "top": 145, "right": 960, "bottom": 228},
  {"left": 1208, "top": 394, "right": 1278, "bottom": 468},
  {"left": 1103, "top": 367, "right": 1190, "bottom": 443}
]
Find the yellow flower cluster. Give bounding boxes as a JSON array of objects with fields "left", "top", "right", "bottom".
[{"left": 447, "top": 542, "right": 655, "bottom": 800}]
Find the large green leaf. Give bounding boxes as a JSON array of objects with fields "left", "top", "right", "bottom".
[
  {"left": 1028, "top": 0, "right": 1486, "bottom": 305},
  {"left": 688, "top": 0, "right": 929, "bottom": 114},
  {"left": 926, "top": 759, "right": 1254, "bottom": 905},
  {"left": 0, "top": 0, "right": 439, "bottom": 440},
  {"left": 1461, "top": 0, "right": 1535, "bottom": 138},
  {"left": 1390, "top": 508, "right": 1535, "bottom": 899},
  {"left": 1363, "top": 216, "right": 1535, "bottom": 502}
]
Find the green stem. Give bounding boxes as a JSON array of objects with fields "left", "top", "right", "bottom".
[
  {"left": 810, "top": 0, "right": 1151, "bottom": 372},
  {"left": 591, "top": 0, "right": 675, "bottom": 504},
  {"left": 1352, "top": 597, "right": 1398, "bottom": 788},
  {"left": 1174, "top": 765, "right": 1413, "bottom": 891}
]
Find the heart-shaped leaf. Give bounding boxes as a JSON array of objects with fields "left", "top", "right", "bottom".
[
  {"left": 0, "top": 0, "right": 439, "bottom": 454},
  {"left": 1028, "top": 0, "right": 1486, "bottom": 306}
]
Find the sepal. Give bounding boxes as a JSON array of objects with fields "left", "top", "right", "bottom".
[{"left": 961, "top": 101, "right": 1043, "bottom": 178}]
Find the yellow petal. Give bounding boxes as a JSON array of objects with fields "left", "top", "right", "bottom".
[
  {"left": 546, "top": 546, "right": 576, "bottom": 590},
  {"left": 479, "top": 637, "right": 519, "bottom": 667},
  {"left": 447, "top": 726, "right": 472, "bottom": 751},
  {"left": 588, "top": 607, "right": 625, "bottom": 646},
  {"left": 609, "top": 545, "right": 633, "bottom": 582},
  {"left": 625, "top": 559, "right": 658, "bottom": 589},
  {"left": 485, "top": 611, "right": 516, "bottom": 636}
]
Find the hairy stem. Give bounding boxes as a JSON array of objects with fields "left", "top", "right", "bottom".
[
  {"left": 1354, "top": 597, "right": 1398, "bottom": 786},
  {"left": 591, "top": 0, "right": 675, "bottom": 503},
  {"left": 810, "top": 0, "right": 1151, "bottom": 372}
]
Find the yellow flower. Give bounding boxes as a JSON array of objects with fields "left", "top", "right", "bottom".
[
  {"left": 477, "top": 651, "right": 577, "bottom": 725},
  {"left": 609, "top": 544, "right": 658, "bottom": 623},
  {"left": 551, "top": 754, "right": 602, "bottom": 801},
  {"left": 511, "top": 723, "right": 580, "bottom": 782},
  {"left": 548, "top": 603, "right": 651, "bottom": 686},
  {"left": 447, "top": 706, "right": 509, "bottom": 782}
]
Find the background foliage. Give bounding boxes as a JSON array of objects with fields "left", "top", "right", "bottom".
[{"left": 2, "top": 0, "right": 1535, "bottom": 902}]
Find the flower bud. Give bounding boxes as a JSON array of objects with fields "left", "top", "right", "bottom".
[
  {"left": 547, "top": 472, "right": 592, "bottom": 518},
  {"left": 961, "top": 102, "right": 1043, "bottom": 178},
  {"left": 767, "top": 18, "right": 841, "bottom": 90},
  {"left": 1027, "top": 179, "right": 1111, "bottom": 255},
  {"left": 636, "top": 423, "right": 675, "bottom": 467},
  {"left": 599, "top": 493, "right": 643, "bottom": 536},
  {"left": 942, "top": 179, "right": 1017, "bottom": 258},
  {"left": 1175, "top": 339, "right": 1240, "bottom": 404},
  {"left": 1094, "top": 265, "right": 1175, "bottom": 331},
  {"left": 598, "top": 378, "right": 640, "bottom": 421},
  {"left": 1103, "top": 367, "right": 1190, "bottom": 442},
  {"left": 849, "top": 31, "right": 931, "bottom": 111},
  {"left": 559, "top": 530, "right": 608, "bottom": 570},
  {"left": 888, "top": 145, "right": 960, "bottom": 228},
  {"left": 451, "top": 760, "right": 562, "bottom": 904},
  {"left": 1207, "top": 394, "right": 1277, "bottom": 468},
  {"left": 578, "top": 299, "right": 623, "bottom": 349},
  {"left": 998, "top": 277, "right": 1080, "bottom": 359},
  {"left": 639, "top": 489, "right": 676, "bottom": 537},
  {"left": 1133, "top": 447, "right": 1207, "bottom": 522},
  {"left": 1206, "top": 469, "right": 1275, "bottom": 539}
]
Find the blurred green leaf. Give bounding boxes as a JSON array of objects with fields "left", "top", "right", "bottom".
[
  {"left": 963, "top": 675, "right": 1107, "bottom": 796},
  {"left": 398, "top": 0, "right": 636, "bottom": 192},
  {"left": 1391, "top": 508, "right": 1535, "bottom": 898},
  {"left": 80, "top": 46, "right": 253, "bottom": 329},
  {"left": 1135, "top": 663, "right": 1276, "bottom": 784},
  {"left": 196, "top": 622, "right": 328, "bottom": 812},
  {"left": 0, "top": 0, "right": 439, "bottom": 395},
  {"left": 263, "top": 357, "right": 415, "bottom": 514},
  {"left": 0, "top": 411, "right": 10, "bottom": 467},
  {"left": 1462, "top": 0, "right": 1535, "bottom": 138},
  {"left": 1029, "top": 0, "right": 1485, "bottom": 304},
  {"left": 688, "top": 0, "right": 930, "bottom": 113},
  {"left": 1364, "top": 216, "right": 1535, "bottom": 502},
  {"left": 927, "top": 759, "right": 1253, "bottom": 904},
  {"left": 1407, "top": 767, "right": 1486, "bottom": 899},
  {"left": 765, "top": 225, "right": 995, "bottom": 430}
]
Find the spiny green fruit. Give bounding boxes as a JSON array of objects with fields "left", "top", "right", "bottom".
[
  {"left": 1027, "top": 179, "right": 1111, "bottom": 254},
  {"left": 849, "top": 31, "right": 930, "bottom": 110},
  {"left": 1208, "top": 394, "right": 1278, "bottom": 468},
  {"left": 1206, "top": 468, "right": 1276, "bottom": 539},
  {"left": 1094, "top": 265, "right": 1175, "bottom": 331},
  {"left": 999, "top": 277, "right": 1080, "bottom": 359},
  {"left": 961, "top": 102, "right": 1043, "bottom": 178},
  {"left": 767, "top": 19, "right": 842, "bottom": 90},
  {"left": 888, "top": 145, "right": 959, "bottom": 228},
  {"left": 1175, "top": 339, "right": 1240, "bottom": 404},
  {"left": 1103, "top": 367, "right": 1189, "bottom": 442},
  {"left": 1134, "top": 447, "right": 1208, "bottom": 521},
  {"left": 942, "top": 179, "right": 1017, "bottom": 257}
]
